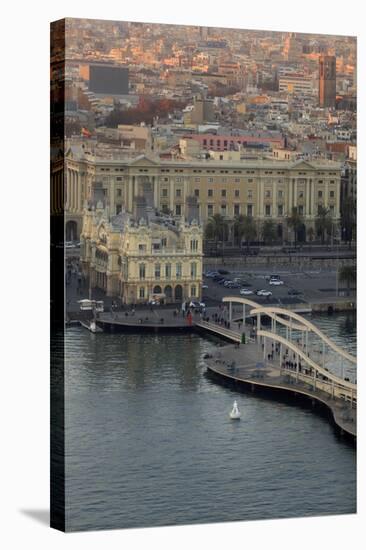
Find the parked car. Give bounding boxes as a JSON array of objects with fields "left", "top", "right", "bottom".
[
  {"left": 225, "top": 282, "right": 240, "bottom": 288},
  {"left": 288, "top": 288, "right": 302, "bottom": 296},
  {"left": 256, "top": 289, "right": 272, "bottom": 297},
  {"left": 202, "top": 284, "right": 209, "bottom": 289},
  {"left": 269, "top": 279, "right": 284, "bottom": 286},
  {"left": 240, "top": 288, "right": 254, "bottom": 296},
  {"left": 217, "top": 269, "right": 230, "bottom": 275},
  {"left": 205, "top": 271, "right": 219, "bottom": 278},
  {"left": 223, "top": 280, "right": 233, "bottom": 287}
]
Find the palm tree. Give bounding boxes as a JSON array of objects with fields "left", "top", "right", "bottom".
[
  {"left": 287, "top": 207, "right": 304, "bottom": 247},
  {"left": 307, "top": 226, "right": 315, "bottom": 247},
  {"left": 234, "top": 215, "right": 257, "bottom": 249},
  {"left": 204, "top": 213, "right": 229, "bottom": 253},
  {"left": 338, "top": 265, "right": 356, "bottom": 296},
  {"left": 261, "top": 219, "right": 276, "bottom": 245},
  {"left": 315, "top": 206, "right": 333, "bottom": 244},
  {"left": 341, "top": 196, "right": 356, "bottom": 247}
]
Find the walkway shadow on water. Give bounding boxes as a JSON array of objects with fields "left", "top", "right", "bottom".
[{"left": 19, "top": 509, "right": 49, "bottom": 526}]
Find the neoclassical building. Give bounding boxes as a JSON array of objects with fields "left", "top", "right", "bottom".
[
  {"left": 80, "top": 203, "right": 203, "bottom": 304},
  {"left": 56, "top": 144, "right": 342, "bottom": 242}
]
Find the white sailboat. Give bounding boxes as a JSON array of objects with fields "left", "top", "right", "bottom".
[{"left": 230, "top": 400, "right": 241, "bottom": 420}]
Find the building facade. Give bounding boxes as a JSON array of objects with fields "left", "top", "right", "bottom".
[
  {"left": 81, "top": 205, "right": 203, "bottom": 304},
  {"left": 59, "top": 150, "right": 342, "bottom": 243},
  {"left": 319, "top": 55, "right": 336, "bottom": 108}
]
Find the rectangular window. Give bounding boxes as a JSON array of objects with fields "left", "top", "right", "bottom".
[
  {"left": 278, "top": 204, "right": 283, "bottom": 217},
  {"left": 155, "top": 264, "right": 161, "bottom": 279},
  {"left": 139, "top": 264, "right": 146, "bottom": 280},
  {"left": 208, "top": 189, "right": 213, "bottom": 197},
  {"left": 139, "top": 287, "right": 145, "bottom": 299},
  {"left": 162, "top": 188, "right": 168, "bottom": 197},
  {"left": 207, "top": 204, "right": 213, "bottom": 217},
  {"left": 234, "top": 204, "right": 240, "bottom": 216},
  {"left": 195, "top": 177, "right": 201, "bottom": 182},
  {"left": 191, "top": 263, "right": 197, "bottom": 278},
  {"left": 221, "top": 204, "right": 227, "bottom": 215},
  {"left": 208, "top": 177, "right": 213, "bottom": 183},
  {"left": 221, "top": 189, "right": 226, "bottom": 197},
  {"left": 175, "top": 204, "right": 181, "bottom": 216},
  {"left": 116, "top": 204, "right": 122, "bottom": 215},
  {"left": 278, "top": 190, "right": 283, "bottom": 198},
  {"left": 165, "top": 263, "right": 171, "bottom": 278},
  {"left": 235, "top": 189, "right": 240, "bottom": 197},
  {"left": 247, "top": 204, "right": 253, "bottom": 217},
  {"left": 299, "top": 191, "right": 304, "bottom": 198},
  {"left": 330, "top": 190, "right": 335, "bottom": 198},
  {"left": 265, "top": 205, "right": 271, "bottom": 216},
  {"left": 194, "top": 189, "right": 200, "bottom": 197},
  {"left": 176, "top": 189, "right": 182, "bottom": 198},
  {"left": 191, "top": 285, "right": 197, "bottom": 297},
  {"left": 318, "top": 190, "right": 323, "bottom": 198},
  {"left": 248, "top": 190, "right": 253, "bottom": 199},
  {"left": 235, "top": 178, "right": 240, "bottom": 183},
  {"left": 138, "top": 244, "right": 146, "bottom": 252},
  {"left": 117, "top": 188, "right": 122, "bottom": 196},
  {"left": 176, "top": 263, "right": 182, "bottom": 279},
  {"left": 265, "top": 190, "right": 271, "bottom": 198},
  {"left": 298, "top": 205, "right": 304, "bottom": 215}
]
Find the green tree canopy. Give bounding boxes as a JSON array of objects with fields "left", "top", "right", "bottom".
[
  {"left": 205, "top": 213, "right": 228, "bottom": 242},
  {"left": 234, "top": 215, "right": 257, "bottom": 247},
  {"left": 287, "top": 207, "right": 304, "bottom": 246},
  {"left": 315, "top": 206, "right": 333, "bottom": 244},
  {"left": 261, "top": 219, "right": 276, "bottom": 244},
  {"left": 338, "top": 264, "right": 356, "bottom": 296},
  {"left": 341, "top": 196, "right": 356, "bottom": 244}
]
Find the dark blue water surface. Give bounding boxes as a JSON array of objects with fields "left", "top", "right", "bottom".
[{"left": 64, "top": 313, "right": 356, "bottom": 531}]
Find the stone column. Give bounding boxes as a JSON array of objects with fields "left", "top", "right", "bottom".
[
  {"left": 170, "top": 178, "right": 174, "bottom": 212},
  {"left": 335, "top": 179, "right": 340, "bottom": 220},
  {"left": 128, "top": 176, "right": 134, "bottom": 212},
  {"left": 305, "top": 180, "right": 309, "bottom": 216},
  {"left": 258, "top": 179, "right": 263, "bottom": 217},
  {"left": 310, "top": 179, "right": 315, "bottom": 218},
  {"left": 324, "top": 180, "right": 329, "bottom": 208},
  {"left": 272, "top": 181, "right": 277, "bottom": 218},
  {"left": 288, "top": 179, "right": 293, "bottom": 213},
  {"left": 66, "top": 169, "right": 70, "bottom": 210},
  {"left": 153, "top": 176, "right": 158, "bottom": 208}
]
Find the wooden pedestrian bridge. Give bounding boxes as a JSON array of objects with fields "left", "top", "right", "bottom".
[{"left": 196, "top": 296, "right": 357, "bottom": 439}]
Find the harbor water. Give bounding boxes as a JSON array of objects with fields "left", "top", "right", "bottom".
[{"left": 64, "top": 312, "right": 356, "bottom": 531}]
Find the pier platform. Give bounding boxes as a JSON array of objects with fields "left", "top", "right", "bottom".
[{"left": 206, "top": 343, "right": 356, "bottom": 440}]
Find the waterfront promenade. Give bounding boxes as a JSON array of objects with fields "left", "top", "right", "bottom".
[
  {"left": 205, "top": 344, "right": 356, "bottom": 438},
  {"left": 196, "top": 298, "right": 356, "bottom": 439}
]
